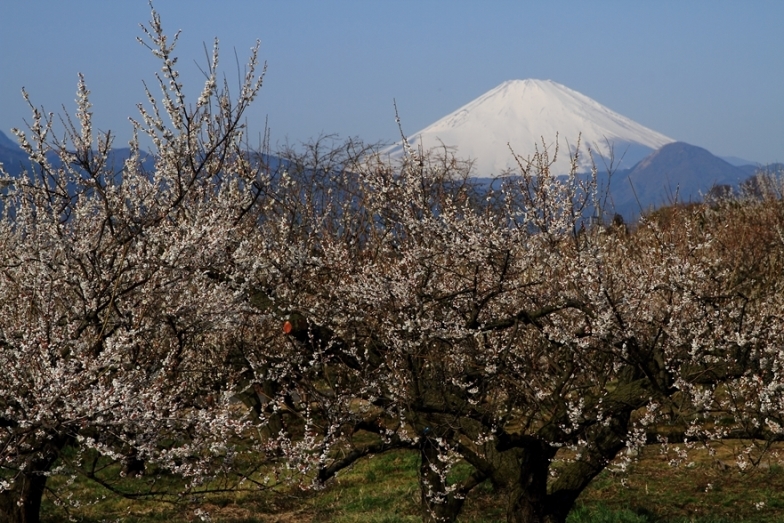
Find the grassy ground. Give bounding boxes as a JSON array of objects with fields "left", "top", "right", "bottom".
[
  {"left": 39, "top": 442, "right": 784, "bottom": 522},
  {"left": 569, "top": 441, "right": 784, "bottom": 523}
]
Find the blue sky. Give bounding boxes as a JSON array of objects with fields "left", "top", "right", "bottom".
[{"left": 2, "top": 1, "right": 783, "bottom": 164}]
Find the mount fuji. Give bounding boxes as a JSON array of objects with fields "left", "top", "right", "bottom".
[{"left": 385, "top": 79, "right": 675, "bottom": 175}]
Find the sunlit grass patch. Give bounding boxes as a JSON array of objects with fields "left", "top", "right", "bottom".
[
  {"left": 38, "top": 441, "right": 784, "bottom": 522},
  {"left": 310, "top": 451, "right": 421, "bottom": 522},
  {"left": 575, "top": 442, "right": 784, "bottom": 523}
]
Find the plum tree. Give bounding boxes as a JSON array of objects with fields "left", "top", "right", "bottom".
[
  {"left": 0, "top": 8, "right": 269, "bottom": 523},
  {"left": 251, "top": 142, "right": 784, "bottom": 523}
]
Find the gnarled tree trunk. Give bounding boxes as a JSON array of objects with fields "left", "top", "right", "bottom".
[
  {"left": 503, "top": 441, "right": 559, "bottom": 523},
  {"left": 0, "top": 435, "right": 66, "bottom": 523},
  {"left": 419, "top": 434, "right": 466, "bottom": 523},
  {"left": 0, "top": 462, "right": 54, "bottom": 523}
]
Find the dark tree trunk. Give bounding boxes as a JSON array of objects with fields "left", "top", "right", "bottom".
[
  {"left": 480, "top": 436, "right": 565, "bottom": 523},
  {"left": 502, "top": 410, "right": 635, "bottom": 523},
  {"left": 0, "top": 468, "right": 50, "bottom": 523},
  {"left": 0, "top": 435, "right": 67, "bottom": 523},
  {"left": 419, "top": 434, "right": 466, "bottom": 523},
  {"left": 543, "top": 413, "right": 634, "bottom": 523},
  {"left": 504, "top": 440, "right": 560, "bottom": 523}
]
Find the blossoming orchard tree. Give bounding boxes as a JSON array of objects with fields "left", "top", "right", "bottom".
[
  {"left": 250, "top": 140, "right": 784, "bottom": 523},
  {"left": 4, "top": 8, "right": 784, "bottom": 523},
  {"left": 0, "top": 10, "right": 271, "bottom": 523}
]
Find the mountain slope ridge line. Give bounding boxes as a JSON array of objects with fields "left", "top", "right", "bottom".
[{"left": 384, "top": 78, "right": 675, "bottom": 176}]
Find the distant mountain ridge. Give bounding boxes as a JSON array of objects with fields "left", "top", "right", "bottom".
[
  {"left": 720, "top": 155, "right": 759, "bottom": 167},
  {"left": 0, "top": 129, "right": 156, "bottom": 178},
  {"left": 0, "top": 130, "right": 18, "bottom": 150},
  {"left": 606, "top": 142, "right": 757, "bottom": 219},
  {"left": 2, "top": 126, "right": 775, "bottom": 224},
  {"left": 0, "top": 130, "right": 29, "bottom": 176}
]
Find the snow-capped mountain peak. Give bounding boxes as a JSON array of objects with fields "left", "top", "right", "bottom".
[{"left": 385, "top": 79, "right": 674, "bottom": 175}]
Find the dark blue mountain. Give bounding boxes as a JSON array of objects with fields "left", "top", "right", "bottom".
[
  {"left": 602, "top": 142, "right": 766, "bottom": 220},
  {"left": 0, "top": 129, "right": 159, "bottom": 178},
  {"left": 0, "top": 130, "right": 29, "bottom": 177},
  {"left": 0, "top": 130, "right": 18, "bottom": 150}
]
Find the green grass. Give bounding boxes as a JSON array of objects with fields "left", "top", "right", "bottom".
[
  {"left": 570, "top": 442, "right": 784, "bottom": 523},
  {"left": 310, "top": 452, "right": 422, "bottom": 522},
  {"left": 38, "top": 443, "right": 784, "bottom": 522}
]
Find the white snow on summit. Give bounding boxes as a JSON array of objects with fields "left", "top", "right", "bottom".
[{"left": 385, "top": 79, "right": 675, "bottom": 175}]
